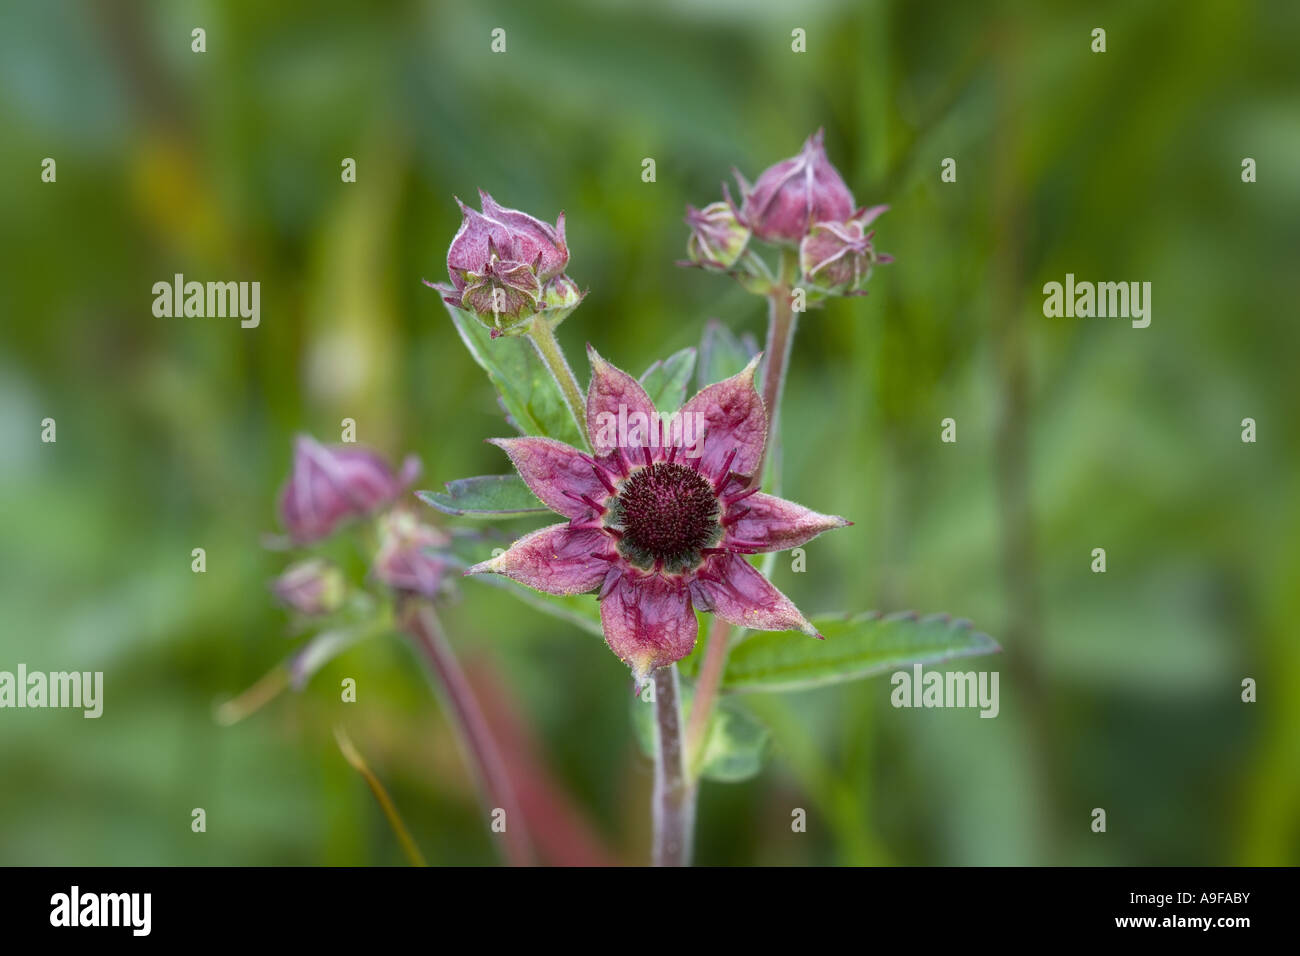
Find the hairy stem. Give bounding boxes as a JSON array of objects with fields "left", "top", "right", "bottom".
[
  {"left": 752, "top": 247, "right": 800, "bottom": 488},
  {"left": 651, "top": 664, "right": 695, "bottom": 866},
  {"left": 684, "top": 615, "right": 732, "bottom": 771},
  {"left": 527, "top": 319, "right": 590, "bottom": 449},
  {"left": 401, "top": 600, "right": 535, "bottom": 866}
]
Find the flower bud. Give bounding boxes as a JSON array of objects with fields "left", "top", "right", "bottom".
[
  {"left": 277, "top": 435, "right": 421, "bottom": 545},
  {"left": 271, "top": 559, "right": 347, "bottom": 616},
  {"left": 798, "top": 206, "right": 891, "bottom": 295},
  {"left": 372, "top": 511, "right": 452, "bottom": 599},
  {"left": 428, "top": 190, "right": 577, "bottom": 336},
  {"left": 735, "top": 129, "right": 855, "bottom": 244},
  {"left": 684, "top": 200, "right": 750, "bottom": 270}
]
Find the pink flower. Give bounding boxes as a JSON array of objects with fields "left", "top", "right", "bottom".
[
  {"left": 371, "top": 511, "right": 453, "bottom": 599},
  {"left": 467, "top": 349, "right": 850, "bottom": 682},
  {"left": 735, "top": 129, "right": 855, "bottom": 244},
  {"left": 277, "top": 435, "right": 421, "bottom": 545},
  {"left": 799, "top": 205, "right": 892, "bottom": 295},
  {"left": 426, "top": 190, "right": 575, "bottom": 336},
  {"left": 271, "top": 558, "right": 347, "bottom": 616}
]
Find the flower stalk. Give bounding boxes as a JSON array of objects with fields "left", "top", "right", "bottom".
[
  {"left": 526, "top": 319, "right": 590, "bottom": 450},
  {"left": 401, "top": 599, "right": 535, "bottom": 866},
  {"left": 651, "top": 664, "right": 695, "bottom": 867}
]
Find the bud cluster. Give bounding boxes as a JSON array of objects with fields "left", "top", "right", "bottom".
[
  {"left": 682, "top": 128, "right": 892, "bottom": 300},
  {"left": 269, "top": 435, "right": 450, "bottom": 618}
]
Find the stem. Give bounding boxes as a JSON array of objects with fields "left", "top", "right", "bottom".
[
  {"left": 651, "top": 664, "right": 695, "bottom": 866},
  {"left": 685, "top": 250, "right": 802, "bottom": 776},
  {"left": 752, "top": 248, "right": 800, "bottom": 488},
  {"left": 527, "top": 319, "right": 590, "bottom": 449},
  {"left": 401, "top": 600, "right": 535, "bottom": 866},
  {"left": 684, "top": 615, "right": 732, "bottom": 770}
]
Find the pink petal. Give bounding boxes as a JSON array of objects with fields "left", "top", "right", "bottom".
[
  {"left": 690, "top": 552, "right": 817, "bottom": 636},
  {"left": 679, "top": 356, "right": 766, "bottom": 483},
  {"left": 488, "top": 436, "right": 612, "bottom": 520},
  {"left": 599, "top": 571, "right": 699, "bottom": 681},
  {"left": 585, "top": 345, "right": 663, "bottom": 456},
  {"left": 724, "top": 493, "right": 850, "bottom": 552},
  {"left": 466, "top": 523, "right": 612, "bottom": 595}
]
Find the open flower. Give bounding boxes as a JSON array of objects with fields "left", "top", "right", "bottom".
[
  {"left": 426, "top": 190, "right": 577, "bottom": 336},
  {"left": 734, "top": 128, "right": 855, "bottom": 244},
  {"left": 467, "top": 348, "right": 850, "bottom": 682},
  {"left": 277, "top": 435, "right": 421, "bottom": 545}
]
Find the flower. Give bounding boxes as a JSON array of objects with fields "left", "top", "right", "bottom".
[
  {"left": 372, "top": 510, "right": 453, "bottom": 599},
  {"left": 277, "top": 435, "right": 421, "bottom": 545},
  {"left": 799, "top": 205, "right": 892, "bottom": 295},
  {"left": 467, "top": 348, "right": 851, "bottom": 682},
  {"left": 271, "top": 558, "right": 347, "bottom": 616},
  {"left": 683, "top": 199, "right": 751, "bottom": 270},
  {"left": 426, "top": 190, "right": 577, "bottom": 336},
  {"left": 734, "top": 128, "right": 855, "bottom": 244}
]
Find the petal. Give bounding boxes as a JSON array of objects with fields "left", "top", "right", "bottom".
[
  {"left": 723, "top": 493, "right": 850, "bottom": 552},
  {"left": 690, "top": 552, "right": 817, "bottom": 636},
  {"left": 466, "top": 523, "right": 612, "bottom": 596},
  {"left": 678, "top": 356, "right": 766, "bottom": 483},
  {"left": 488, "top": 436, "right": 611, "bottom": 520},
  {"left": 585, "top": 345, "right": 663, "bottom": 456},
  {"left": 599, "top": 571, "right": 699, "bottom": 681}
]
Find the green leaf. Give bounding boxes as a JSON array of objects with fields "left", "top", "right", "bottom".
[
  {"left": 639, "top": 347, "right": 697, "bottom": 412},
  {"left": 697, "top": 319, "right": 757, "bottom": 388},
  {"left": 444, "top": 303, "right": 584, "bottom": 446},
  {"left": 416, "top": 475, "right": 547, "bottom": 519},
  {"left": 630, "top": 678, "right": 770, "bottom": 783},
  {"left": 720, "top": 611, "right": 1000, "bottom": 694}
]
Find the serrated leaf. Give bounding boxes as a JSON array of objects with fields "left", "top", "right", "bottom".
[
  {"left": 630, "top": 678, "right": 770, "bottom": 783},
  {"left": 698, "top": 319, "right": 758, "bottom": 388},
  {"left": 639, "top": 347, "right": 697, "bottom": 413},
  {"left": 416, "top": 475, "right": 547, "bottom": 519},
  {"left": 720, "top": 611, "right": 1000, "bottom": 694},
  {"left": 444, "top": 303, "right": 584, "bottom": 446}
]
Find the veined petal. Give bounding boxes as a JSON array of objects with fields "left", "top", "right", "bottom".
[
  {"left": 600, "top": 571, "right": 699, "bottom": 682},
  {"left": 690, "top": 552, "right": 817, "bottom": 636},
  {"left": 679, "top": 356, "right": 766, "bottom": 483},
  {"left": 466, "top": 524, "right": 611, "bottom": 595},
  {"left": 488, "top": 436, "right": 611, "bottom": 519},
  {"left": 724, "top": 493, "right": 850, "bottom": 552},
  {"left": 586, "top": 345, "right": 662, "bottom": 456}
]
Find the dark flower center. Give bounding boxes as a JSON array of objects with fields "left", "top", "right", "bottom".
[{"left": 611, "top": 462, "right": 721, "bottom": 572}]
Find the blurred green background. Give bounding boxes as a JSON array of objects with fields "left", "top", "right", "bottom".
[{"left": 2, "top": 0, "right": 1297, "bottom": 865}]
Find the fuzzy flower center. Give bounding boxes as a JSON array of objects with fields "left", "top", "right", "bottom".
[{"left": 611, "top": 462, "right": 721, "bottom": 572}]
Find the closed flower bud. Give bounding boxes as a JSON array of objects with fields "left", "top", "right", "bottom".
[
  {"left": 271, "top": 559, "right": 347, "bottom": 616},
  {"left": 798, "top": 206, "right": 892, "bottom": 295},
  {"left": 277, "top": 435, "right": 421, "bottom": 545},
  {"left": 427, "top": 190, "right": 577, "bottom": 337},
  {"left": 736, "top": 129, "right": 855, "bottom": 244},
  {"left": 372, "top": 511, "right": 452, "bottom": 599},
  {"left": 684, "top": 199, "right": 750, "bottom": 270}
]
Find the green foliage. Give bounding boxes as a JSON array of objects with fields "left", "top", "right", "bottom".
[
  {"left": 639, "top": 347, "right": 697, "bottom": 412},
  {"left": 445, "top": 304, "right": 584, "bottom": 447},
  {"left": 416, "top": 476, "right": 547, "bottom": 519},
  {"left": 630, "top": 679, "right": 770, "bottom": 783},
  {"left": 720, "top": 612, "right": 999, "bottom": 694}
]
